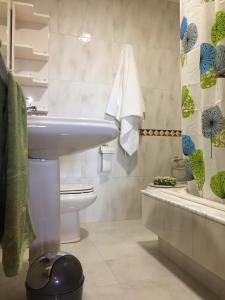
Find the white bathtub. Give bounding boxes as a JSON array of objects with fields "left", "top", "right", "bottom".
[
  {"left": 141, "top": 186, "right": 225, "bottom": 299},
  {"left": 142, "top": 186, "right": 225, "bottom": 225}
]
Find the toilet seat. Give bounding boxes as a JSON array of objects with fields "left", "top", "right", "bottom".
[
  {"left": 60, "top": 184, "right": 97, "bottom": 213},
  {"left": 60, "top": 184, "right": 94, "bottom": 195}
]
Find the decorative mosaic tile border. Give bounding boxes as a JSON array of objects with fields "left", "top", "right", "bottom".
[{"left": 139, "top": 129, "right": 182, "bottom": 137}]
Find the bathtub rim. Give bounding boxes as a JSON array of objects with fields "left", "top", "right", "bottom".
[{"left": 141, "top": 187, "right": 225, "bottom": 226}]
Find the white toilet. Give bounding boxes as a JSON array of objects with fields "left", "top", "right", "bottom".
[{"left": 60, "top": 184, "right": 97, "bottom": 243}]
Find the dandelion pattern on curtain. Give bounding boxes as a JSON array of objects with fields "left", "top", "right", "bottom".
[
  {"left": 188, "top": 150, "right": 205, "bottom": 191},
  {"left": 182, "top": 23, "right": 198, "bottom": 54},
  {"left": 181, "top": 86, "right": 195, "bottom": 118},
  {"left": 182, "top": 135, "right": 196, "bottom": 156},
  {"left": 201, "top": 0, "right": 215, "bottom": 3},
  {"left": 181, "top": 0, "right": 225, "bottom": 200},
  {"left": 200, "top": 43, "right": 216, "bottom": 74},
  {"left": 180, "top": 18, "right": 198, "bottom": 66},
  {"left": 212, "top": 119, "right": 225, "bottom": 147},
  {"left": 184, "top": 159, "right": 194, "bottom": 181},
  {"left": 216, "top": 46, "right": 225, "bottom": 70},
  {"left": 202, "top": 105, "right": 224, "bottom": 157},
  {"left": 211, "top": 11, "right": 225, "bottom": 46},
  {"left": 200, "top": 43, "right": 217, "bottom": 88},
  {"left": 210, "top": 171, "right": 225, "bottom": 199}
]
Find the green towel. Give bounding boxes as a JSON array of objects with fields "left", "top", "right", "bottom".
[
  {"left": 1, "top": 73, "right": 35, "bottom": 277},
  {"left": 0, "top": 78, "right": 7, "bottom": 241}
]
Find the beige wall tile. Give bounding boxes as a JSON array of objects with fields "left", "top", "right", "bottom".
[
  {"left": 58, "top": 0, "right": 87, "bottom": 36},
  {"left": 143, "top": 196, "right": 193, "bottom": 257},
  {"left": 48, "top": 34, "right": 87, "bottom": 81},
  {"left": 142, "top": 195, "right": 166, "bottom": 238},
  {"left": 33, "top": 0, "right": 58, "bottom": 33},
  {"left": 193, "top": 215, "right": 225, "bottom": 281},
  {"left": 112, "top": 0, "right": 167, "bottom": 45},
  {"left": 44, "top": 0, "right": 182, "bottom": 222},
  {"left": 58, "top": 0, "right": 114, "bottom": 41},
  {"left": 164, "top": 205, "right": 193, "bottom": 257},
  {"left": 142, "top": 88, "right": 181, "bottom": 130},
  {"left": 82, "top": 40, "right": 113, "bottom": 85},
  {"left": 80, "top": 177, "right": 143, "bottom": 222},
  {"left": 80, "top": 0, "right": 114, "bottom": 42},
  {"left": 159, "top": 238, "right": 224, "bottom": 299}
]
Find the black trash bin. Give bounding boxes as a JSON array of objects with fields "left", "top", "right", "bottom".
[{"left": 25, "top": 251, "right": 84, "bottom": 300}]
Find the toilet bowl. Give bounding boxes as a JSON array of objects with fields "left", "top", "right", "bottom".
[{"left": 60, "top": 184, "right": 97, "bottom": 243}]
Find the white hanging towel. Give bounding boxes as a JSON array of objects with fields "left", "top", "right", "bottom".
[{"left": 106, "top": 44, "right": 145, "bottom": 156}]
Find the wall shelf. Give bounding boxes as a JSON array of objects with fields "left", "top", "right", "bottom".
[
  {"left": 11, "top": 1, "right": 50, "bottom": 112},
  {"left": 15, "top": 44, "right": 49, "bottom": 61},
  {"left": 14, "top": 73, "right": 48, "bottom": 88},
  {"left": 14, "top": 2, "right": 49, "bottom": 25}
]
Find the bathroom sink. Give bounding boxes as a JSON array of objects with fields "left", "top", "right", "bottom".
[
  {"left": 28, "top": 115, "right": 118, "bottom": 260},
  {"left": 28, "top": 116, "right": 119, "bottom": 159}
]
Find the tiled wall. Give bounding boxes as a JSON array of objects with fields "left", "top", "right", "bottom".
[{"left": 31, "top": 0, "right": 182, "bottom": 222}]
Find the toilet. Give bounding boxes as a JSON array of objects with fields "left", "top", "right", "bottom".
[{"left": 60, "top": 184, "right": 97, "bottom": 243}]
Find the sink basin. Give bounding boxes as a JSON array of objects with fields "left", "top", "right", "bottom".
[
  {"left": 28, "top": 116, "right": 119, "bottom": 159},
  {"left": 28, "top": 116, "right": 119, "bottom": 260}
]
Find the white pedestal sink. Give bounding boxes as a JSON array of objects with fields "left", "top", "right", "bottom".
[{"left": 28, "top": 116, "right": 118, "bottom": 260}]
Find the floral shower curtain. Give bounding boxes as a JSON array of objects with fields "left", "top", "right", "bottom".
[{"left": 180, "top": 0, "right": 225, "bottom": 202}]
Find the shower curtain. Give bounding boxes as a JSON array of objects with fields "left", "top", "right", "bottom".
[{"left": 180, "top": 0, "right": 225, "bottom": 202}]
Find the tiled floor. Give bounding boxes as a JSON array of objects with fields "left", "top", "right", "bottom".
[{"left": 0, "top": 220, "right": 220, "bottom": 299}]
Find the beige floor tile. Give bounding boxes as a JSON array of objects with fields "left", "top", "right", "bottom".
[
  {"left": 134, "top": 275, "right": 220, "bottom": 300},
  {"left": 82, "top": 219, "right": 157, "bottom": 244},
  {"left": 82, "top": 260, "right": 118, "bottom": 288},
  {"left": 123, "top": 281, "right": 175, "bottom": 300},
  {"left": 93, "top": 240, "right": 151, "bottom": 260},
  {"left": 171, "top": 288, "right": 219, "bottom": 300},
  {"left": 82, "top": 219, "right": 145, "bottom": 233},
  {"left": 61, "top": 238, "right": 104, "bottom": 264},
  {"left": 122, "top": 279, "right": 218, "bottom": 300},
  {"left": 83, "top": 284, "right": 127, "bottom": 300},
  {"left": 0, "top": 261, "right": 28, "bottom": 300},
  {"left": 161, "top": 275, "right": 219, "bottom": 299},
  {"left": 106, "top": 253, "right": 172, "bottom": 284},
  {"left": 119, "top": 241, "right": 220, "bottom": 299},
  {"left": 0, "top": 220, "right": 220, "bottom": 300}
]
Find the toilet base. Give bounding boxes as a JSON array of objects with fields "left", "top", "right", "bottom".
[{"left": 61, "top": 210, "right": 81, "bottom": 243}]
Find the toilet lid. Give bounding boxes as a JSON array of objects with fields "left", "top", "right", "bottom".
[{"left": 60, "top": 184, "right": 94, "bottom": 195}]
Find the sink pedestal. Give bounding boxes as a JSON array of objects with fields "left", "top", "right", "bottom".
[{"left": 28, "top": 159, "right": 60, "bottom": 261}]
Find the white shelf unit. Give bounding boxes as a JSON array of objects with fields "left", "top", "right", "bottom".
[
  {"left": 15, "top": 44, "right": 49, "bottom": 61},
  {"left": 12, "top": 1, "right": 50, "bottom": 113},
  {"left": 15, "top": 2, "right": 49, "bottom": 25},
  {"left": 0, "top": 0, "right": 10, "bottom": 67},
  {"left": 14, "top": 73, "right": 48, "bottom": 88}
]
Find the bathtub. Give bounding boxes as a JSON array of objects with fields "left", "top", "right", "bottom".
[
  {"left": 141, "top": 186, "right": 225, "bottom": 299},
  {"left": 142, "top": 186, "right": 225, "bottom": 223}
]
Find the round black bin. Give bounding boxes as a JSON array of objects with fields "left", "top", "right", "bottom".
[{"left": 25, "top": 251, "right": 84, "bottom": 300}]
